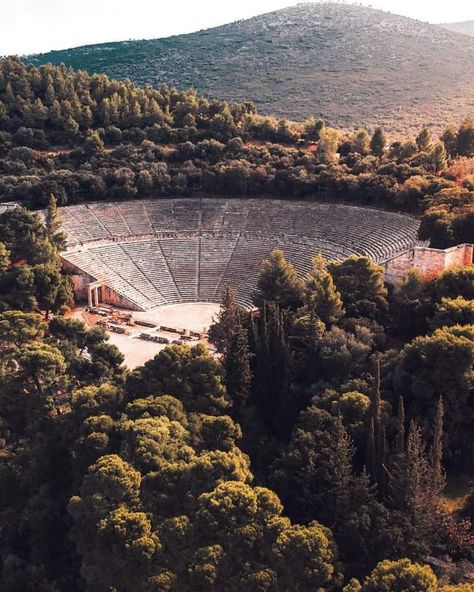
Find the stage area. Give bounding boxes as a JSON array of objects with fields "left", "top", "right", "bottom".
[
  {"left": 133, "top": 302, "right": 220, "bottom": 334},
  {"left": 72, "top": 302, "right": 220, "bottom": 369}
]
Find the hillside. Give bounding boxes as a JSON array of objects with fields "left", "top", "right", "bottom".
[
  {"left": 27, "top": 3, "right": 474, "bottom": 134},
  {"left": 440, "top": 20, "right": 474, "bottom": 37}
]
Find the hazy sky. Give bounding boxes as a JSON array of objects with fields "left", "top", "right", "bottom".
[{"left": 1, "top": 0, "right": 473, "bottom": 56}]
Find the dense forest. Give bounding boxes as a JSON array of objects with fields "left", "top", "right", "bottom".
[
  {"left": 0, "top": 203, "right": 473, "bottom": 590},
  {"left": 0, "top": 57, "right": 473, "bottom": 248},
  {"left": 0, "top": 55, "right": 473, "bottom": 590}
]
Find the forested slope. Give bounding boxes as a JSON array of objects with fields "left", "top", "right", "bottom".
[
  {"left": 1, "top": 57, "right": 473, "bottom": 249},
  {"left": 28, "top": 3, "right": 474, "bottom": 134}
]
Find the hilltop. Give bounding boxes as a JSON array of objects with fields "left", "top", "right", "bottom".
[
  {"left": 28, "top": 3, "right": 474, "bottom": 134},
  {"left": 440, "top": 20, "right": 474, "bottom": 37}
]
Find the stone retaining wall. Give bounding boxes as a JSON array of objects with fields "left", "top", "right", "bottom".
[{"left": 384, "top": 244, "right": 473, "bottom": 284}]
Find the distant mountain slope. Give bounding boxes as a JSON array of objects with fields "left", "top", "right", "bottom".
[
  {"left": 28, "top": 3, "right": 474, "bottom": 133},
  {"left": 439, "top": 20, "right": 474, "bottom": 37}
]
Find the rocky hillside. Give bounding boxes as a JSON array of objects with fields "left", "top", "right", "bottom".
[{"left": 28, "top": 3, "right": 474, "bottom": 134}]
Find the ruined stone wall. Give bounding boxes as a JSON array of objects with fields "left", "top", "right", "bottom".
[
  {"left": 101, "top": 286, "right": 142, "bottom": 311},
  {"left": 62, "top": 256, "right": 142, "bottom": 310},
  {"left": 61, "top": 258, "right": 97, "bottom": 303},
  {"left": 384, "top": 244, "right": 473, "bottom": 285},
  {"left": 443, "top": 244, "right": 473, "bottom": 268},
  {"left": 70, "top": 274, "right": 87, "bottom": 300},
  {"left": 383, "top": 250, "right": 414, "bottom": 284}
]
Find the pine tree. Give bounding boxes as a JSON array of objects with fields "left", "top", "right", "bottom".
[
  {"left": 31, "top": 97, "right": 48, "bottom": 127},
  {"left": 304, "top": 116, "right": 325, "bottom": 141},
  {"left": 440, "top": 125, "right": 458, "bottom": 158},
  {"left": 64, "top": 114, "right": 79, "bottom": 137},
  {"left": 100, "top": 97, "right": 112, "bottom": 126},
  {"left": 253, "top": 249, "right": 303, "bottom": 310},
  {"left": 456, "top": 118, "right": 474, "bottom": 157},
  {"left": 83, "top": 130, "right": 104, "bottom": 155},
  {"left": 370, "top": 127, "right": 386, "bottom": 157},
  {"left": 352, "top": 129, "right": 370, "bottom": 155},
  {"left": 416, "top": 127, "right": 432, "bottom": 152},
  {"left": 428, "top": 141, "right": 447, "bottom": 174},
  {"left": 272, "top": 407, "right": 355, "bottom": 524},
  {"left": 328, "top": 256, "right": 388, "bottom": 320},
  {"left": 79, "top": 105, "right": 93, "bottom": 129},
  {"left": 44, "top": 81, "right": 56, "bottom": 106},
  {"left": 0, "top": 100, "right": 7, "bottom": 125},
  {"left": 4, "top": 81, "right": 15, "bottom": 106},
  {"left": 304, "top": 255, "right": 344, "bottom": 327},
  {"left": 316, "top": 127, "right": 340, "bottom": 164}
]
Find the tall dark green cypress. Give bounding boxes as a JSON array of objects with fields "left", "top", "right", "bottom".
[
  {"left": 224, "top": 321, "right": 252, "bottom": 414},
  {"left": 366, "top": 417, "right": 376, "bottom": 479},
  {"left": 208, "top": 284, "right": 238, "bottom": 355},
  {"left": 45, "top": 193, "right": 67, "bottom": 253},
  {"left": 366, "top": 357, "right": 384, "bottom": 485},
  {"left": 378, "top": 424, "right": 388, "bottom": 497},
  {"left": 395, "top": 396, "right": 406, "bottom": 454},
  {"left": 252, "top": 302, "right": 293, "bottom": 437},
  {"left": 430, "top": 396, "right": 445, "bottom": 495}
]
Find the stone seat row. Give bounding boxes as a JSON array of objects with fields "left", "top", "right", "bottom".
[
  {"left": 63, "top": 236, "right": 341, "bottom": 310},
  {"left": 60, "top": 199, "right": 419, "bottom": 265},
  {"left": 59, "top": 199, "right": 422, "bottom": 310}
]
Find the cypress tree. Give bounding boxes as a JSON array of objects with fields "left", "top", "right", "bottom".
[
  {"left": 404, "top": 420, "right": 440, "bottom": 552},
  {"left": 209, "top": 285, "right": 238, "bottom": 355},
  {"left": 45, "top": 193, "right": 66, "bottom": 252},
  {"left": 378, "top": 424, "right": 388, "bottom": 497},
  {"left": 366, "top": 417, "right": 376, "bottom": 480},
  {"left": 406, "top": 421, "right": 425, "bottom": 519},
  {"left": 225, "top": 321, "right": 252, "bottom": 415},
  {"left": 253, "top": 302, "right": 293, "bottom": 436},
  {"left": 272, "top": 407, "right": 356, "bottom": 526},
  {"left": 366, "top": 357, "right": 384, "bottom": 484},
  {"left": 430, "top": 396, "right": 446, "bottom": 495},
  {"left": 386, "top": 399, "right": 407, "bottom": 509},
  {"left": 395, "top": 396, "right": 405, "bottom": 454}
]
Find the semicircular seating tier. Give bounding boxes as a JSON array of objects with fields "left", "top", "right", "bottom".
[{"left": 60, "top": 198, "right": 422, "bottom": 310}]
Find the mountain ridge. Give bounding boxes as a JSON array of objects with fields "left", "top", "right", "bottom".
[{"left": 27, "top": 3, "right": 474, "bottom": 133}]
